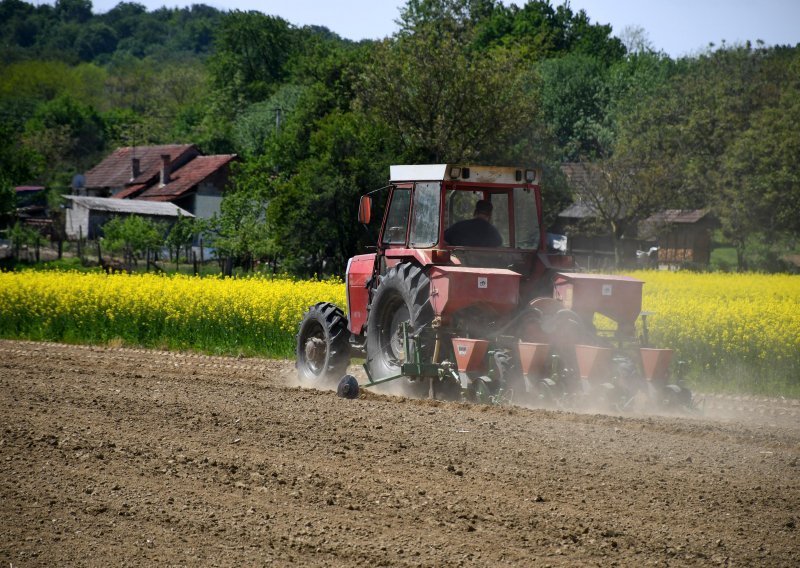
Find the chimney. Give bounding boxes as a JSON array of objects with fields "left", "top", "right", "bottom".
[
  {"left": 130, "top": 157, "right": 141, "bottom": 181},
  {"left": 160, "top": 154, "right": 171, "bottom": 186}
]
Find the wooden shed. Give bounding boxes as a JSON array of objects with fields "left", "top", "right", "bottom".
[{"left": 640, "top": 210, "right": 717, "bottom": 267}]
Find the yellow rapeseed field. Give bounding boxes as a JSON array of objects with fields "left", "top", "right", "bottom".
[
  {"left": 0, "top": 271, "right": 345, "bottom": 357},
  {"left": 0, "top": 269, "right": 797, "bottom": 393},
  {"left": 625, "top": 270, "right": 800, "bottom": 393}
]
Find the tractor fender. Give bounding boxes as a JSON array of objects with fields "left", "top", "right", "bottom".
[{"left": 346, "top": 253, "right": 376, "bottom": 335}]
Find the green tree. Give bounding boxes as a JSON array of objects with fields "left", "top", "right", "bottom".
[
  {"left": 560, "top": 5, "right": 625, "bottom": 64},
  {"left": 0, "top": 119, "right": 42, "bottom": 228},
  {"left": 398, "top": 0, "right": 496, "bottom": 34},
  {"left": 102, "top": 215, "right": 165, "bottom": 267},
  {"left": 101, "top": 2, "right": 147, "bottom": 39},
  {"left": 203, "top": 184, "right": 272, "bottom": 275},
  {"left": 208, "top": 11, "right": 296, "bottom": 104},
  {"left": 0, "top": 0, "right": 38, "bottom": 57},
  {"left": 718, "top": 67, "right": 800, "bottom": 269},
  {"left": 358, "top": 23, "right": 537, "bottom": 163},
  {"left": 0, "top": 182, "right": 16, "bottom": 229},
  {"left": 612, "top": 45, "right": 799, "bottom": 269},
  {"left": 75, "top": 22, "right": 118, "bottom": 61},
  {"left": 6, "top": 221, "right": 41, "bottom": 261},
  {"left": 0, "top": 60, "right": 107, "bottom": 108},
  {"left": 164, "top": 213, "right": 196, "bottom": 269},
  {"left": 538, "top": 53, "right": 609, "bottom": 160},
  {"left": 468, "top": 1, "right": 625, "bottom": 63},
  {"left": 55, "top": 0, "right": 92, "bottom": 24},
  {"left": 562, "top": 148, "right": 669, "bottom": 268},
  {"left": 22, "top": 93, "right": 106, "bottom": 177},
  {"left": 225, "top": 34, "right": 391, "bottom": 276},
  {"left": 232, "top": 84, "right": 306, "bottom": 158},
  {"left": 260, "top": 110, "right": 398, "bottom": 276},
  {"left": 44, "top": 185, "right": 69, "bottom": 257}
]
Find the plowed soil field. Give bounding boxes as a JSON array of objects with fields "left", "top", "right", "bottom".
[{"left": 1, "top": 340, "right": 798, "bottom": 567}]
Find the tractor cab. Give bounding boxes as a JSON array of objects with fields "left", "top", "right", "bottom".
[
  {"left": 360, "top": 164, "right": 546, "bottom": 271},
  {"left": 348, "top": 165, "right": 572, "bottom": 337}
]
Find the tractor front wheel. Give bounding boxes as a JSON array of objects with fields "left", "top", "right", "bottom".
[{"left": 296, "top": 302, "right": 351, "bottom": 387}]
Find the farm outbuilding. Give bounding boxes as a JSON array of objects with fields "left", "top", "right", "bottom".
[
  {"left": 64, "top": 196, "right": 193, "bottom": 240},
  {"left": 554, "top": 200, "right": 646, "bottom": 269},
  {"left": 132, "top": 154, "right": 237, "bottom": 220},
  {"left": 640, "top": 209, "right": 717, "bottom": 267},
  {"left": 80, "top": 144, "right": 237, "bottom": 220}
]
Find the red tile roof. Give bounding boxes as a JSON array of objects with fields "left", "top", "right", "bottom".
[
  {"left": 138, "top": 155, "right": 237, "bottom": 200},
  {"left": 112, "top": 184, "right": 148, "bottom": 200},
  {"left": 84, "top": 144, "right": 199, "bottom": 190}
]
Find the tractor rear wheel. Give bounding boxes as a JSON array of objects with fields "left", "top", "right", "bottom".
[
  {"left": 365, "top": 263, "right": 434, "bottom": 394},
  {"left": 296, "top": 302, "right": 351, "bottom": 387}
]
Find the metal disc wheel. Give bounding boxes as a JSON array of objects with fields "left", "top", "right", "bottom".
[
  {"left": 296, "top": 302, "right": 351, "bottom": 387},
  {"left": 467, "top": 377, "right": 494, "bottom": 404},
  {"left": 662, "top": 384, "right": 693, "bottom": 410},
  {"left": 337, "top": 375, "right": 360, "bottom": 399},
  {"left": 365, "top": 264, "right": 434, "bottom": 395}
]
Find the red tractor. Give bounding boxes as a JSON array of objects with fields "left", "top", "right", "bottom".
[{"left": 296, "top": 164, "right": 691, "bottom": 410}]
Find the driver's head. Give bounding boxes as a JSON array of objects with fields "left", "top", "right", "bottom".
[{"left": 474, "top": 199, "right": 493, "bottom": 219}]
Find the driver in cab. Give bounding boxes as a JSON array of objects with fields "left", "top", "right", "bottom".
[{"left": 443, "top": 199, "right": 502, "bottom": 247}]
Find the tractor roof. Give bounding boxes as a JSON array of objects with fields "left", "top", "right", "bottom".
[{"left": 390, "top": 164, "right": 539, "bottom": 185}]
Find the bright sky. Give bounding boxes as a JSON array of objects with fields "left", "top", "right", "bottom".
[{"left": 76, "top": 0, "right": 800, "bottom": 58}]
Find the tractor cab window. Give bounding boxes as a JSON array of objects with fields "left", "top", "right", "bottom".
[
  {"left": 382, "top": 187, "right": 411, "bottom": 245},
  {"left": 444, "top": 189, "right": 509, "bottom": 247},
  {"left": 513, "top": 187, "right": 540, "bottom": 249},
  {"left": 444, "top": 190, "right": 477, "bottom": 226},
  {"left": 409, "top": 182, "right": 441, "bottom": 248},
  {"left": 490, "top": 193, "right": 510, "bottom": 246}
]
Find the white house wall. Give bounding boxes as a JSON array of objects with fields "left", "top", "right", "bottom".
[
  {"left": 193, "top": 181, "right": 223, "bottom": 219},
  {"left": 65, "top": 203, "right": 90, "bottom": 240}
]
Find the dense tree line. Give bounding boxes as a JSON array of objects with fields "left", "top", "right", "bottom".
[
  {"left": 1, "top": 0, "right": 798, "bottom": 274},
  {"left": 1, "top": 0, "right": 220, "bottom": 63}
]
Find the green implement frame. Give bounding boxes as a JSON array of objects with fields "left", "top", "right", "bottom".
[{"left": 360, "top": 322, "right": 442, "bottom": 388}]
